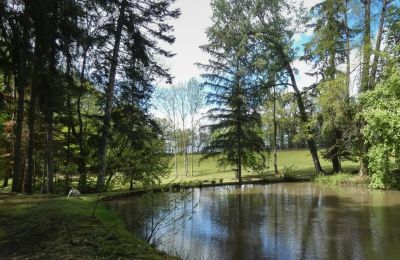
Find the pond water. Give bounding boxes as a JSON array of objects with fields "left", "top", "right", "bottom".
[{"left": 107, "top": 183, "right": 400, "bottom": 259}]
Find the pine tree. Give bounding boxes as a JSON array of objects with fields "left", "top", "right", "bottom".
[
  {"left": 200, "top": 0, "right": 266, "bottom": 183},
  {"left": 95, "top": 0, "right": 180, "bottom": 191}
]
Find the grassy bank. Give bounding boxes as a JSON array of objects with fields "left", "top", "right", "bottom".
[
  {"left": 314, "top": 173, "right": 370, "bottom": 188},
  {"left": 0, "top": 194, "right": 171, "bottom": 259}
]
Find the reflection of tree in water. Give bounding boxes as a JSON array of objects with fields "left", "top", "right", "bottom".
[
  {"left": 142, "top": 189, "right": 199, "bottom": 246},
  {"left": 110, "top": 184, "right": 400, "bottom": 259}
]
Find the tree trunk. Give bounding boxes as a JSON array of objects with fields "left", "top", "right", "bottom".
[
  {"left": 286, "top": 64, "right": 325, "bottom": 175},
  {"left": 77, "top": 47, "right": 88, "bottom": 190},
  {"left": 129, "top": 175, "right": 133, "bottom": 191},
  {"left": 25, "top": 1, "right": 42, "bottom": 194},
  {"left": 359, "top": 0, "right": 371, "bottom": 176},
  {"left": 369, "top": 0, "right": 388, "bottom": 88},
  {"left": 3, "top": 155, "right": 11, "bottom": 187},
  {"left": 12, "top": 51, "right": 28, "bottom": 193},
  {"left": 273, "top": 85, "right": 278, "bottom": 175},
  {"left": 24, "top": 82, "right": 36, "bottom": 194},
  {"left": 46, "top": 105, "right": 54, "bottom": 194},
  {"left": 46, "top": 30, "right": 59, "bottom": 194},
  {"left": 174, "top": 120, "right": 178, "bottom": 177},
  {"left": 344, "top": 0, "right": 351, "bottom": 100},
  {"left": 12, "top": 75, "right": 25, "bottom": 192},
  {"left": 97, "top": 0, "right": 127, "bottom": 191},
  {"left": 237, "top": 139, "right": 242, "bottom": 184},
  {"left": 332, "top": 155, "right": 341, "bottom": 173},
  {"left": 360, "top": 0, "right": 371, "bottom": 92},
  {"left": 41, "top": 156, "right": 46, "bottom": 194}
]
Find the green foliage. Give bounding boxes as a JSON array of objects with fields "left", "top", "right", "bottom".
[
  {"left": 317, "top": 75, "right": 351, "bottom": 164},
  {"left": 303, "top": 0, "right": 349, "bottom": 77},
  {"left": 361, "top": 66, "right": 400, "bottom": 189}
]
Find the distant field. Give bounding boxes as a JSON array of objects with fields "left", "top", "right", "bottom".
[{"left": 165, "top": 149, "right": 359, "bottom": 183}]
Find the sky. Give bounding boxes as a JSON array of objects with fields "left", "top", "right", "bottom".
[{"left": 165, "top": 0, "right": 323, "bottom": 86}]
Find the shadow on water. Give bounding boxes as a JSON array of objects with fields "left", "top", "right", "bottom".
[{"left": 108, "top": 183, "right": 400, "bottom": 260}]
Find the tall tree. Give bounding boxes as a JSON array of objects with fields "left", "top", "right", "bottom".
[
  {"left": 369, "top": 0, "right": 390, "bottom": 88},
  {"left": 97, "top": 0, "right": 127, "bottom": 191},
  {"left": 1, "top": 1, "right": 31, "bottom": 192},
  {"left": 200, "top": 0, "right": 266, "bottom": 183},
  {"left": 96, "top": 0, "right": 179, "bottom": 190},
  {"left": 247, "top": 0, "right": 326, "bottom": 174},
  {"left": 303, "top": 0, "right": 349, "bottom": 173}
]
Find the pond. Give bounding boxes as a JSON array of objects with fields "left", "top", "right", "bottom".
[{"left": 107, "top": 183, "right": 400, "bottom": 259}]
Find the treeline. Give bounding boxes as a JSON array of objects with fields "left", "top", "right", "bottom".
[
  {"left": 198, "top": 0, "right": 400, "bottom": 186},
  {"left": 0, "top": 0, "right": 180, "bottom": 193}
]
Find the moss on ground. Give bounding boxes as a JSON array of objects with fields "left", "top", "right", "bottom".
[{"left": 0, "top": 194, "right": 172, "bottom": 259}]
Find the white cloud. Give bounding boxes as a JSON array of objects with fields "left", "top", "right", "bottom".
[{"left": 163, "top": 0, "right": 213, "bottom": 85}]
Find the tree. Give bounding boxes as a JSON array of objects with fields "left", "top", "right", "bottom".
[
  {"left": 156, "top": 86, "right": 179, "bottom": 176},
  {"left": 186, "top": 78, "right": 204, "bottom": 176},
  {"left": 303, "top": 0, "right": 350, "bottom": 173},
  {"left": 200, "top": 0, "right": 266, "bottom": 183},
  {"left": 244, "top": 0, "right": 326, "bottom": 175},
  {"left": 96, "top": 0, "right": 180, "bottom": 191},
  {"left": 176, "top": 83, "right": 189, "bottom": 176},
  {"left": 0, "top": 0, "right": 31, "bottom": 192}
]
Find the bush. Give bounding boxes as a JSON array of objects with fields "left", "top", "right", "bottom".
[{"left": 361, "top": 66, "right": 400, "bottom": 189}]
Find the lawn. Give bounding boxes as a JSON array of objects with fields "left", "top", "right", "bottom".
[{"left": 166, "top": 149, "right": 359, "bottom": 183}]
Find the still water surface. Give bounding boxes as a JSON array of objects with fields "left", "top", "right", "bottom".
[{"left": 108, "top": 183, "right": 400, "bottom": 259}]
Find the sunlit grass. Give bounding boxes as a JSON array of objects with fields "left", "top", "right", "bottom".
[{"left": 165, "top": 149, "right": 359, "bottom": 183}]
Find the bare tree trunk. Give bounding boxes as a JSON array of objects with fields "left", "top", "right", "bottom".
[
  {"left": 41, "top": 156, "right": 46, "bottom": 194},
  {"left": 359, "top": 0, "right": 371, "bottom": 176},
  {"left": 77, "top": 47, "right": 88, "bottom": 190},
  {"left": 46, "top": 105, "right": 54, "bottom": 194},
  {"left": 344, "top": 0, "right": 351, "bottom": 101},
  {"left": 12, "top": 44, "right": 28, "bottom": 192},
  {"left": 237, "top": 126, "right": 242, "bottom": 184},
  {"left": 97, "top": 0, "right": 127, "bottom": 191},
  {"left": 12, "top": 71, "right": 25, "bottom": 193},
  {"left": 286, "top": 64, "right": 325, "bottom": 175},
  {"left": 273, "top": 85, "right": 278, "bottom": 176},
  {"left": 24, "top": 82, "right": 36, "bottom": 194},
  {"left": 369, "top": 0, "right": 388, "bottom": 88},
  {"left": 361, "top": 0, "right": 371, "bottom": 92}
]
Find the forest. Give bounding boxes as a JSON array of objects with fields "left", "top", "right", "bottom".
[{"left": 1, "top": 0, "right": 400, "bottom": 258}]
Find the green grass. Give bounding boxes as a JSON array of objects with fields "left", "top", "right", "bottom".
[
  {"left": 166, "top": 149, "right": 359, "bottom": 183},
  {"left": 0, "top": 194, "right": 173, "bottom": 259},
  {"left": 314, "top": 173, "right": 370, "bottom": 188}
]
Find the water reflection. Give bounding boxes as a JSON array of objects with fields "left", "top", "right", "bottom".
[{"left": 108, "top": 183, "right": 400, "bottom": 259}]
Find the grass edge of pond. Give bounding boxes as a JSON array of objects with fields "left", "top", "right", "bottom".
[
  {"left": 0, "top": 194, "right": 175, "bottom": 259},
  {"left": 314, "top": 173, "right": 370, "bottom": 189}
]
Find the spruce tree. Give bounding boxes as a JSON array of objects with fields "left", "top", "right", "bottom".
[{"left": 200, "top": 0, "right": 265, "bottom": 183}]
